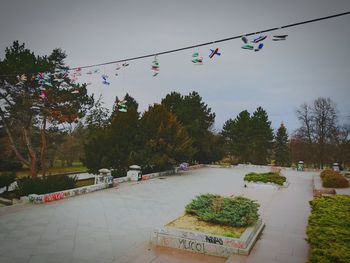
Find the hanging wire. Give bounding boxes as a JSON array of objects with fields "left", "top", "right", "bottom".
[{"left": 0, "top": 11, "right": 349, "bottom": 77}]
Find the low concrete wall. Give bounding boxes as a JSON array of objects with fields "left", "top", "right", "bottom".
[
  {"left": 206, "top": 164, "right": 233, "bottom": 168},
  {"left": 152, "top": 219, "right": 264, "bottom": 258},
  {"left": 28, "top": 183, "right": 111, "bottom": 204},
  {"left": 113, "top": 176, "right": 130, "bottom": 184},
  {"left": 187, "top": 164, "right": 206, "bottom": 170},
  {"left": 141, "top": 165, "right": 205, "bottom": 180},
  {"left": 142, "top": 170, "right": 175, "bottom": 180},
  {"left": 28, "top": 165, "right": 206, "bottom": 204}
]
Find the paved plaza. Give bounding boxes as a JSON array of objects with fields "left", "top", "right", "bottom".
[{"left": 0, "top": 166, "right": 315, "bottom": 263}]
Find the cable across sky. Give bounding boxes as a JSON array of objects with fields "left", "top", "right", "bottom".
[
  {"left": 69, "top": 11, "right": 350, "bottom": 70},
  {"left": 1, "top": 10, "right": 350, "bottom": 76}
]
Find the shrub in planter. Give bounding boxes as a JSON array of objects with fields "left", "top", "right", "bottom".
[
  {"left": 307, "top": 195, "right": 350, "bottom": 263},
  {"left": 16, "top": 175, "right": 76, "bottom": 196},
  {"left": 185, "top": 194, "right": 259, "bottom": 227},
  {"left": 322, "top": 171, "right": 349, "bottom": 188},
  {"left": 244, "top": 172, "right": 286, "bottom": 186},
  {"left": 320, "top": 169, "right": 334, "bottom": 180}
]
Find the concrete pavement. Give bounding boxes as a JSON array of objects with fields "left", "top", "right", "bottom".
[{"left": 0, "top": 166, "right": 315, "bottom": 263}]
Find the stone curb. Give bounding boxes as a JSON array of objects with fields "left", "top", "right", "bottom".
[{"left": 244, "top": 181, "right": 290, "bottom": 189}]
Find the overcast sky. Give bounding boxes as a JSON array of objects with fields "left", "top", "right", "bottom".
[{"left": 1, "top": 0, "right": 350, "bottom": 133}]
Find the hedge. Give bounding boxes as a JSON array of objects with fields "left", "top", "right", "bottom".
[
  {"left": 307, "top": 195, "right": 350, "bottom": 263},
  {"left": 16, "top": 175, "right": 76, "bottom": 196},
  {"left": 0, "top": 172, "right": 16, "bottom": 191},
  {"left": 185, "top": 194, "right": 260, "bottom": 227},
  {"left": 320, "top": 169, "right": 349, "bottom": 188},
  {"left": 244, "top": 172, "right": 286, "bottom": 186},
  {"left": 111, "top": 168, "right": 127, "bottom": 178}
]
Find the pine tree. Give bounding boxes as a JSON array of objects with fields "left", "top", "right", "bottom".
[
  {"left": 274, "top": 123, "right": 290, "bottom": 166},
  {"left": 83, "top": 94, "right": 140, "bottom": 173},
  {"left": 162, "top": 91, "right": 216, "bottom": 163},
  {"left": 222, "top": 110, "right": 252, "bottom": 163},
  {"left": 250, "top": 107, "right": 274, "bottom": 164},
  {"left": 138, "top": 104, "right": 195, "bottom": 171}
]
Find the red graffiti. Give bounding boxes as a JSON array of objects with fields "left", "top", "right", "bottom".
[
  {"left": 43, "top": 192, "right": 65, "bottom": 203},
  {"left": 142, "top": 175, "right": 150, "bottom": 181}
]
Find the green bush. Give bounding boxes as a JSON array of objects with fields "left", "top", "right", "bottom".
[
  {"left": 307, "top": 195, "right": 350, "bottom": 263},
  {"left": 320, "top": 170, "right": 349, "bottom": 188},
  {"left": 0, "top": 172, "right": 16, "bottom": 191},
  {"left": 185, "top": 194, "right": 259, "bottom": 227},
  {"left": 16, "top": 175, "right": 76, "bottom": 196},
  {"left": 111, "top": 168, "right": 127, "bottom": 178},
  {"left": 244, "top": 172, "right": 286, "bottom": 185}
]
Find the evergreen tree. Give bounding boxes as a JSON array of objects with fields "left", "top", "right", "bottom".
[
  {"left": 222, "top": 107, "right": 273, "bottom": 164},
  {"left": 83, "top": 94, "right": 141, "bottom": 174},
  {"left": 137, "top": 104, "right": 195, "bottom": 171},
  {"left": 250, "top": 107, "right": 274, "bottom": 164},
  {"left": 108, "top": 105, "right": 140, "bottom": 171},
  {"left": 85, "top": 95, "right": 110, "bottom": 130},
  {"left": 162, "top": 91, "right": 216, "bottom": 163},
  {"left": 221, "top": 110, "right": 252, "bottom": 163},
  {"left": 274, "top": 122, "right": 290, "bottom": 166}
]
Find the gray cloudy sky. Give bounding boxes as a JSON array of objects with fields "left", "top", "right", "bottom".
[{"left": 1, "top": 0, "right": 350, "bottom": 132}]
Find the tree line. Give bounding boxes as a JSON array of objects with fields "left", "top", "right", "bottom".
[
  {"left": 83, "top": 91, "right": 224, "bottom": 174},
  {"left": 1, "top": 41, "right": 349, "bottom": 176}
]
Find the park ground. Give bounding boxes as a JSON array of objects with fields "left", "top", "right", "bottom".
[{"left": 0, "top": 166, "right": 314, "bottom": 263}]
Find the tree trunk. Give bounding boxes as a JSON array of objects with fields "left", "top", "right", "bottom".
[
  {"left": 40, "top": 116, "right": 47, "bottom": 176},
  {"left": 23, "top": 128, "right": 37, "bottom": 177},
  {"left": 0, "top": 112, "right": 30, "bottom": 167}
]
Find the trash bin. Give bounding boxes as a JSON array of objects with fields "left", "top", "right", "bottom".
[
  {"left": 332, "top": 163, "right": 340, "bottom": 172},
  {"left": 127, "top": 165, "right": 142, "bottom": 181},
  {"left": 297, "top": 161, "right": 304, "bottom": 171}
]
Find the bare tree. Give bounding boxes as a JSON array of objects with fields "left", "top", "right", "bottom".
[
  {"left": 295, "top": 103, "right": 315, "bottom": 165},
  {"left": 295, "top": 97, "right": 342, "bottom": 168},
  {"left": 312, "top": 98, "right": 338, "bottom": 168}
]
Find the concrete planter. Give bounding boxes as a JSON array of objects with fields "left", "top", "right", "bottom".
[
  {"left": 152, "top": 219, "right": 264, "bottom": 258},
  {"left": 245, "top": 181, "right": 289, "bottom": 189}
]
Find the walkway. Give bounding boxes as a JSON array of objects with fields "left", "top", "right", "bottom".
[{"left": 0, "top": 166, "right": 315, "bottom": 263}]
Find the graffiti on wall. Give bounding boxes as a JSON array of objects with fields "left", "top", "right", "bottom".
[
  {"left": 43, "top": 192, "right": 65, "bottom": 202},
  {"left": 205, "top": 235, "right": 223, "bottom": 245},
  {"left": 179, "top": 239, "right": 205, "bottom": 253},
  {"left": 28, "top": 183, "right": 109, "bottom": 204}
]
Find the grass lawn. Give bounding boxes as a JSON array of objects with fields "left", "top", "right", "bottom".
[
  {"left": 166, "top": 214, "right": 246, "bottom": 238},
  {"left": 15, "top": 162, "right": 88, "bottom": 178}
]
